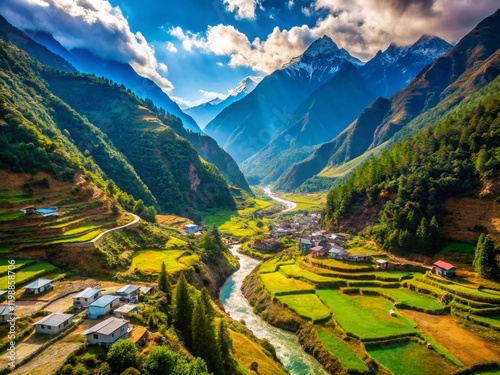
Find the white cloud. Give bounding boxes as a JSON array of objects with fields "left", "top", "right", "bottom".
[
  {"left": 287, "top": 0, "right": 294, "bottom": 10},
  {"left": 171, "top": 0, "right": 498, "bottom": 72},
  {"left": 223, "top": 0, "right": 259, "bottom": 20},
  {"left": 217, "top": 62, "right": 224, "bottom": 67},
  {"left": 173, "top": 89, "right": 227, "bottom": 109},
  {"left": 165, "top": 41, "right": 177, "bottom": 53},
  {"left": 0, "top": 0, "right": 174, "bottom": 93}
]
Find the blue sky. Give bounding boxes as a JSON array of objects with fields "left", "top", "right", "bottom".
[{"left": 0, "top": 0, "right": 498, "bottom": 107}]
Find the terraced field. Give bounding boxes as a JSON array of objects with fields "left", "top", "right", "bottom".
[
  {"left": 255, "top": 253, "right": 500, "bottom": 374},
  {"left": 131, "top": 249, "right": 199, "bottom": 273}
]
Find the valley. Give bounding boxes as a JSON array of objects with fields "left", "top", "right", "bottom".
[{"left": 0, "top": 4, "right": 499, "bottom": 375}]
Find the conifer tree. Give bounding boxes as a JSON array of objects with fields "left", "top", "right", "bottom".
[
  {"left": 158, "top": 261, "right": 172, "bottom": 304},
  {"left": 217, "top": 319, "right": 232, "bottom": 369},
  {"left": 473, "top": 234, "right": 498, "bottom": 279},
  {"left": 200, "top": 288, "right": 215, "bottom": 321},
  {"left": 174, "top": 273, "right": 193, "bottom": 347},
  {"left": 192, "top": 299, "right": 224, "bottom": 375}
]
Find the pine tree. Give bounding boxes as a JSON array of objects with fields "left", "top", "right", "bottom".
[
  {"left": 200, "top": 288, "right": 215, "bottom": 321},
  {"left": 158, "top": 261, "right": 172, "bottom": 304},
  {"left": 473, "top": 234, "right": 498, "bottom": 279},
  {"left": 416, "top": 217, "right": 431, "bottom": 253},
  {"left": 173, "top": 273, "right": 193, "bottom": 347},
  {"left": 192, "top": 299, "right": 224, "bottom": 375},
  {"left": 217, "top": 319, "right": 232, "bottom": 369}
]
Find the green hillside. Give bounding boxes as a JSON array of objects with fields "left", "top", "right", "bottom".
[{"left": 324, "top": 78, "right": 500, "bottom": 255}]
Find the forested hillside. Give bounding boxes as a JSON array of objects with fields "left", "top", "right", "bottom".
[
  {"left": 324, "top": 78, "right": 500, "bottom": 255},
  {"left": 0, "top": 37, "right": 236, "bottom": 219}
]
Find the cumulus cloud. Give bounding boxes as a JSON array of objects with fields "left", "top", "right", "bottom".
[
  {"left": 171, "top": 0, "right": 498, "bottom": 71},
  {"left": 165, "top": 41, "right": 177, "bottom": 53},
  {"left": 223, "top": 0, "right": 259, "bottom": 20},
  {"left": 0, "top": 0, "right": 174, "bottom": 93}
]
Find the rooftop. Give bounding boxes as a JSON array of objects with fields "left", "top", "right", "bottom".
[
  {"left": 114, "top": 304, "right": 137, "bottom": 314},
  {"left": 116, "top": 285, "right": 139, "bottom": 295},
  {"left": 83, "top": 317, "right": 128, "bottom": 336},
  {"left": 89, "top": 294, "right": 120, "bottom": 308},
  {"left": 0, "top": 305, "right": 13, "bottom": 315},
  {"left": 434, "top": 260, "right": 456, "bottom": 271},
  {"left": 35, "top": 313, "right": 73, "bottom": 327},
  {"left": 73, "top": 287, "right": 101, "bottom": 299},
  {"left": 24, "top": 278, "right": 52, "bottom": 290}
]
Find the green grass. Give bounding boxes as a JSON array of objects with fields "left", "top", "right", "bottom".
[
  {"left": 45, "top": 219, "right": 83, "bottom": 229},
  {"left": 166, "top": 236, "right": 188, "bottom": 247},
  {"left": 279, "top": 264, "right": 342, "bottom": 284},
  {"left": 440, "top": 241, "right": 476, "bottom": 254},
  {"left": 276, "top": 294, "right": 331, "bottom": 322},
  {"left": 279, "top": 194, "right": 324, "bottom": 211},
  {"left": 469, "top": 314, "right": 500, "bottom": 328},
  {"left": 0, "top": 258, "right": 34, "bottom": 275},
  {"left": 258, "top": 257, "right": 296, "bottom": 274},
  {"left": 423, "top": 275, "right": 500, "bottom": 302},
  {"left": 0, "top": 262, "right": 57, "bottom": 289},
  {"left": 319, "top": 142, "right": 387, "bottom": 177},
  {"left": 48, "top": 230, "right": 104, "bottom": 244},
  {"left": 259, "top": 272, "right": 315, "bottom": 295},
  {"left": 0, "top": 211, "right": 24, "bottom": 221},
  {"left": 367, "top": 341, "right": 459, "bottom": 375},
  {"left": 0, "top": 247, "right": 11, "bottom": 253},
  {"left": 317, "top": 290, "right": 417, "bottom": 339},
  {"left": 363, "top": 287, "right": 445, "bottom": 311},
  {"left": 317, "top": 329, "right": 369, "bottom": 373},
  {"left": 310, "top": 257, "right": 375, "bottom": 271},
  {"left": 63, "top": 223, "right": 102, "bottom": 236},
  {"left": 131, "top": 249, "right": 189, "bottom": 273},
  {"left": 178, "top": 253, "right": 200, "bottom": 267}
]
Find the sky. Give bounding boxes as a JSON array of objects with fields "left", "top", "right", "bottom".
[{"left": 0, "top": 0, "right": 498, "bottom": 108}]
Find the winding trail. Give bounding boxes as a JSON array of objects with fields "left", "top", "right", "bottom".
[{"left": 219, "top": 190, "right": 327, "bottom": 375}]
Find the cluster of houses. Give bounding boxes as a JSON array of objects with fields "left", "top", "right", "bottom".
[{"left": 0, "top": 278, "right": 156, "bottom": 348}]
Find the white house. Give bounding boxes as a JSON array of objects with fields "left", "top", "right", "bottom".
[
  {"left": 83, "top": 317, "right": 129, "bottom": 347},
  {"left": 139, "top": 286, "right": 155, "bottom": 296},
  {"left": 24, "top": 279, "right": 53, "bottom": 294},
  {"left": 184, "top": 224, "right": 199, "bottom": 234},
  {"left": 115, "top": 285, "right": 140, "bottom": 302},
  {"left": 87, "top": 295, "right": 120, "bottom": 319},
  {"left": 73, "top": 287, "right": 102, "bottom": 308},
  {"left": 34, "top": 313, "right": 73, "bottom": 335},
  {"left": 0, "top": 305, "right": 13, "bottom": 323},
  {"left": 114, "top": 304, "right": 138, "bottom": 319}
]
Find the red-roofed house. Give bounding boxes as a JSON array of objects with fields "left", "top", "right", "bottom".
[{"left": 432, "top": 260, "right": 457, "bottom": 277}]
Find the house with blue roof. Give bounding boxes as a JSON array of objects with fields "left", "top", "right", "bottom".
[
  {"left": 87, "top": 295, "right": 120, "bottom": 319},
  {"left": 24, "top": 278, "right": 53, "bottom": 294},
  {"left": 115, "top": 285, "right": 140, "bottom": 302},
  {"left": 73, "top": 287, "right": 102, "bottom": 308}
]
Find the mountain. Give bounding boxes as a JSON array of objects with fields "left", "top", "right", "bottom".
[
  {"left": 186, "top": 76, "right": 261, "bottom": 128},
  {"left": 204, "top": 36, "right": 363, "bottom": 163},
  {"left": 25, "top": 29, "right": 250, "bottom": 193},
  {"left": 276, "top": 9, "right": 500, "bottom": 191},
  {"left": 241, "top": 63, "right": 376, "bottom": 184},
  {"left": 28, "top": 31, "right": 202, "bottom": 134},
  {"left": 0, "top": 29, "right": 237, "bottom": 219},
  {"left": 360, "top": 35, "right": 452, "bottom": 97}
]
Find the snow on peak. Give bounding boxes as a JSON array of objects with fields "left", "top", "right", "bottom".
[{"left": 229, "top": 76, "right": 262, "bottom": 97}]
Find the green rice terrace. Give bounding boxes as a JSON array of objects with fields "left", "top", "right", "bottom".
[{"left": 253, "top": 251, "right": 500, "bottom": 374}]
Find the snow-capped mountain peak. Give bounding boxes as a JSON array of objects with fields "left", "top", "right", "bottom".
[
  {"left": 281, "top": 35, "right": 363, "bottom": 81},
  {"left": 229, "top": 76, "right": 262, "bottom": 97}
]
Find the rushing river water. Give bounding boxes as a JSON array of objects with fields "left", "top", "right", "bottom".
[{"left": 219, "top": 190, "right": 327, "bottom": 375}]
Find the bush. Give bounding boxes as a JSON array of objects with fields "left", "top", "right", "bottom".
[
  {"left": 106, "top": 339, "right": 140, "bottom": 374},
  {"left": 98, "top": 362, "right": 112, "bottom": 375}
]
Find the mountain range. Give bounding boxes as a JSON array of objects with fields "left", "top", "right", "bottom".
[
  {"left": 0, "top": 17, "right": 253, "bottom": 220},
  {"left": 233, "top": 34, "right": 452, "bottom": 185},
  {"left": 277, "top": 8, "right": 500, "bottom": 191},
  {"left": 186, "top": 76, "right": 262, "bottom": 128}
]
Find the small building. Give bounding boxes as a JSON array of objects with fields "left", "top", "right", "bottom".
[
  {"left": 376, "top": 259, "right": 389, "bottom": 269},
  {"left": 329, "top": 245, "right": 348, "bottom": 259},
  {"left": 35, "top": 206, "right": 58, "bottom": 216},
  {"left": 114, "top": 304, "right": 138, "bottom": 319},
  {"left": 21, "top": 206, "right": 36, "bottom": 214},
  {"left": 88, "top": 295, "right": 120, "bottom": 319},
  {"left": 298, "top": 238, "right": 313, "bottom": 251},
  {"left": 389, "top": 309, "right": 396, "bottom": 317},
  {"left": 0, "top": 305, "right": 13, "bottom": 323},
  {"left": 347, "top": 255, "right": 372, "bottom": 262},
  {"left": 83, "top": 317, "right": 129, "bottom": 348},
  {"left": 432, "top": 260, "right": 457, "bottom": 277},
  {"left": 34, "top": 313, "right": 73, "bottom": 335},
  {"left": 24, "top": 278, "right": 53, "bottom": 295},
  {"left": 310, "top": 246, "right": 327, "bottom": 258},
  {"left": 184, "top": 224, "right": 199, "bottom": 234},
  {"left": 139, "top": 286, "right": 156, "bottom": 296},
  {"left": 73, "top": 288, "right": 102, "bottom": 309},
  {"left": 251, "top": 239, "right": 275, "bottom": 251},
  {"left": 115, "top": 285, "right": 140, "bottom": 302},
  {"left": 330, "top": 233, "right": 348, "bottom": 244}
]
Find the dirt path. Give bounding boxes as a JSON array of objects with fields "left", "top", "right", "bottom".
[
  {"left": 10, "top": 341, "right": 81, "bottom": 375},
  {"left": 400, "top": 310, "right": 500, "bottom": 366}
]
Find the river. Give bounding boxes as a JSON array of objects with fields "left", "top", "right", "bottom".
[{"left": 219, "top": 190, "right": 327, "bottom": 375}]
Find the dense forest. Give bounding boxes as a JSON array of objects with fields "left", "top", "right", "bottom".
[{"left": 324, "top": 78, "right": 500, "bottom": 255}]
